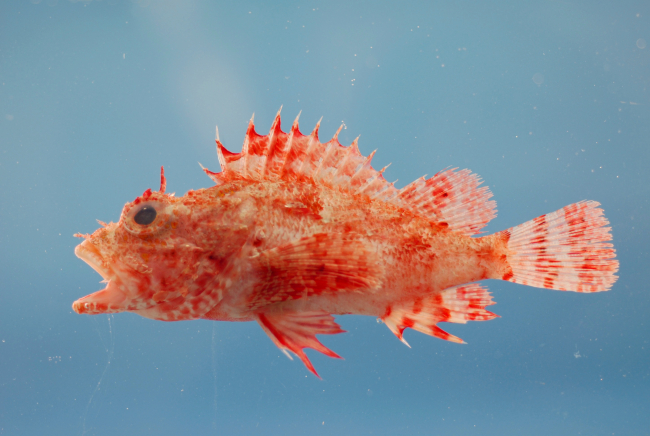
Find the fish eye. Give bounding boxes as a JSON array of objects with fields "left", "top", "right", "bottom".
[{"left": 134, "top": 205, "right": 157, "bottom": 225}]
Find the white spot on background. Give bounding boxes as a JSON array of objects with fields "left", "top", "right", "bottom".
[
  {"left": 532, "top": 73, "right": 544, "bottom": 85},
  {"left": 637, "top": 38, "right": 647, "bottom": 49}
]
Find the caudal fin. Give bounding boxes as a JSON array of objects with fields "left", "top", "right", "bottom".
[{"left": 500, "top": 200, "right": 618, "bottom": 292}]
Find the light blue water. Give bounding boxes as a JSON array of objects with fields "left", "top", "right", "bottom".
[{"left": 1, "top": 1, "right": 649, "bottom": 435}]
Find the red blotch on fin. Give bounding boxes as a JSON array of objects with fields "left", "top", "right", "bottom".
[
  {"left": 388, "top": 167, "right": 497, "bottom": 235},
  {"left": 382, "top": 283, "right": 498, "bottom": 345},
  {"left": 247, "top": 233, "right": 383, "bottom": 311},
  {"left": 199, "top": 113, "right": 496, "bottom": 234},
  {"left": 500, "top": 200, "right": 619, "bottom": 292},
  {"left": 257, "top": 311, "right": 345, "bottom": 377}
]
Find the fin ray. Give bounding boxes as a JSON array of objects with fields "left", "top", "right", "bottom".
[
  {"left": 247, "top": 233, "right": 383, "bottom": 311},
  {"left": 382, "top": 283, "right": 498, "bottom": 345},
  {"left": 501, "top": 200, "right": 619, "bottom": 292},
  {"left": 257, "top": 311, "right": 344, "bottom": 377},
  {"left": 204, "top": 114, "right": 496, "bottom": 233}
]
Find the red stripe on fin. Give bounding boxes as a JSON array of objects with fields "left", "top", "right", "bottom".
[
  {"left": 388, "top": 167, "right": 497, "bottom": 235},
  {"left": 500, "top": 200, "right": 619, "bottom": 292},
  {"left": 279, "top": 118, "right": 315, "bottom": 181},
  {"left": 243, "top": 109, "right": 286, "bottom": 180},
  {"left": 247, "top": 233, "right": 383, "bottom": 311},
  {"left": 202, "top": 113, "right": 495, "bottom": 234},
  {"left": 382, "top": 283, "right": 498, "bottom": 345},
  {"left": 265, "top": 112, "right": 302, "bottom": 180},
  {"left": 257, "top": 311, "right": 345, "bottom": 377}
]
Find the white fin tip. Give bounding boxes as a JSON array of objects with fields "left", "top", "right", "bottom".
[{"left": 292, "top": 111, "right": 302, "bottom": 128}]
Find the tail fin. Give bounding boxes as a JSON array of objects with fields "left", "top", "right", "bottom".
[{"left": 500, "top": 200, "right": 618, "bottom": 292}]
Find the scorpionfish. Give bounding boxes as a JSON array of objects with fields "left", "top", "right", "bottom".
[{"left": 73, "top": 110, "right": 619, "bottom": 376}]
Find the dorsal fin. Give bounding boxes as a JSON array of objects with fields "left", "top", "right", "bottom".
[{"left": 203, "top": 112, "right": 497, "bottom": 235}]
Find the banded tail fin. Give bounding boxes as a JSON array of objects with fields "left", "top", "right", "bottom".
[{"left": 501, "top": 200, "right": 618, "bottom": 292}]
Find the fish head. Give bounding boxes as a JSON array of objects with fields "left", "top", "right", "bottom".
[{"left": 72, "top": 167, "right": 222, "bottom": 320}]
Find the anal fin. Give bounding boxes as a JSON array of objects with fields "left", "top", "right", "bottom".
[
  {"left": 382, "top": 283, "right": 498, "bottom": 345},
  {"left": 257, "top": 311, "right": 344, "bottom": 377}
]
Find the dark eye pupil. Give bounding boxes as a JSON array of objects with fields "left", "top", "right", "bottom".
[{"left": 134, "top": 206, "right": 157, "bottom": 225}]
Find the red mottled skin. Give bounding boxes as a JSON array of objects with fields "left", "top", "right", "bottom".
[
  {"left": 74, "top": 179, "right": 509, "bottom": 321},
  {"left": 73, "top": 111, "right": 618, "bottom": 376}
]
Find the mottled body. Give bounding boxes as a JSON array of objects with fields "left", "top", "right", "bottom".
[{"left": 73, "top": 111, "right": 618, "bottom": 376}]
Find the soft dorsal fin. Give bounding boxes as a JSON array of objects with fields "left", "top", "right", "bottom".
[{"left": 204, "top": 110, "right": 497, "bottom": 235}]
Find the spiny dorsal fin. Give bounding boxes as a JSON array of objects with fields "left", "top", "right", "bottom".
[{"left": 203, "top": 111, "right": 497, "bottom": 235}]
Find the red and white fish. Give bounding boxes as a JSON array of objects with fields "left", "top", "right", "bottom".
[{"left": 73, "top": 110, "right": 619, "bottom": 377}]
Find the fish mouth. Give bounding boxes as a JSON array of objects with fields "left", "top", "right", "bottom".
[
  {"left": 73, "top": 240, "right": 126, "bottom": 315},
  {"left": 75, "top": 240, "right": 112, "bottom": 281}
]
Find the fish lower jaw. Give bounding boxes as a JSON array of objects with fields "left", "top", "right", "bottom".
[
  {"left": 72, "top": 279, "right": 128, "bottom": 315},
  {"left": 73, "top": 298, "right": 110, "bottom": 315}
]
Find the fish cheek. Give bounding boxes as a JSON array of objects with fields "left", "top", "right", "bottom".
[{"left": 147, "top": 244, "right": 201, "bottom": 293}]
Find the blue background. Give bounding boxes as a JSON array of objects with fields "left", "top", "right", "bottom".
[{"left": 1, "top": 1, "right": 649, "bottom": 435}]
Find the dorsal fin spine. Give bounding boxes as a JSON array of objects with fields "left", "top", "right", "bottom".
[
  {"left": 332, "top": 137, "right": 360, "bottom": 178},
  {"left": 369, "top": 182, "right": 393, "bottom": 200},
  {"left": 204, "top": 114, "right": 497, "bottom": 235},
  {"left": 333, "top": 124, "right": 343, "bottom": 140},
  {"left": 314, "top": 141, "right": 336, "bottom": 181},
  {"left": 276, "top": 112, "right": 302, "bottom": 180},
  {"left": 349, "top": 149, "right": 377, "bottom": 192},
  {"left": 313, "top": 117, "right": 322, "bottom": 137},
  {"left": 355, "top": 162, "right": 390, "bottom": 195},
  {"left": 215, "top": 140, "right": 227, "bottom": 174},
  {"left": 259, "top": 109, "right": 283, "bottom": 179},
  {"left": 296, "top": 119, "right": 322, "bottom": 177},
  {"left": 241, "top": 116, "right": 256, "bottom": 178},
  {"left": 382, "top": 181, "right": 400, "bottom": 202}
]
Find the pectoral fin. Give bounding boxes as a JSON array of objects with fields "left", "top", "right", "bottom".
[{"left": 247, "top": 233, "right": 382, "bottom": 310}]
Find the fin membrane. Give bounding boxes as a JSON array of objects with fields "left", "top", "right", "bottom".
[
  {"left": 382, "top": 283, "right": 497, "bottom": 345},
  {"left": 247, "top": 233, "right": 382, "bottom": 311},
  {"left": 501, "top": 200, "right": 619, "bottom": 292},
  {"left": 204, "top": 110, "right": 496, "bottom": 235},
  {"left": 257, "top": 311, "right": 344, "bottom": 377}
]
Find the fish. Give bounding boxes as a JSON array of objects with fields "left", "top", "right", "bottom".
[{"left": 72, "top": 110, "right": 619, "bottom": 377}]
